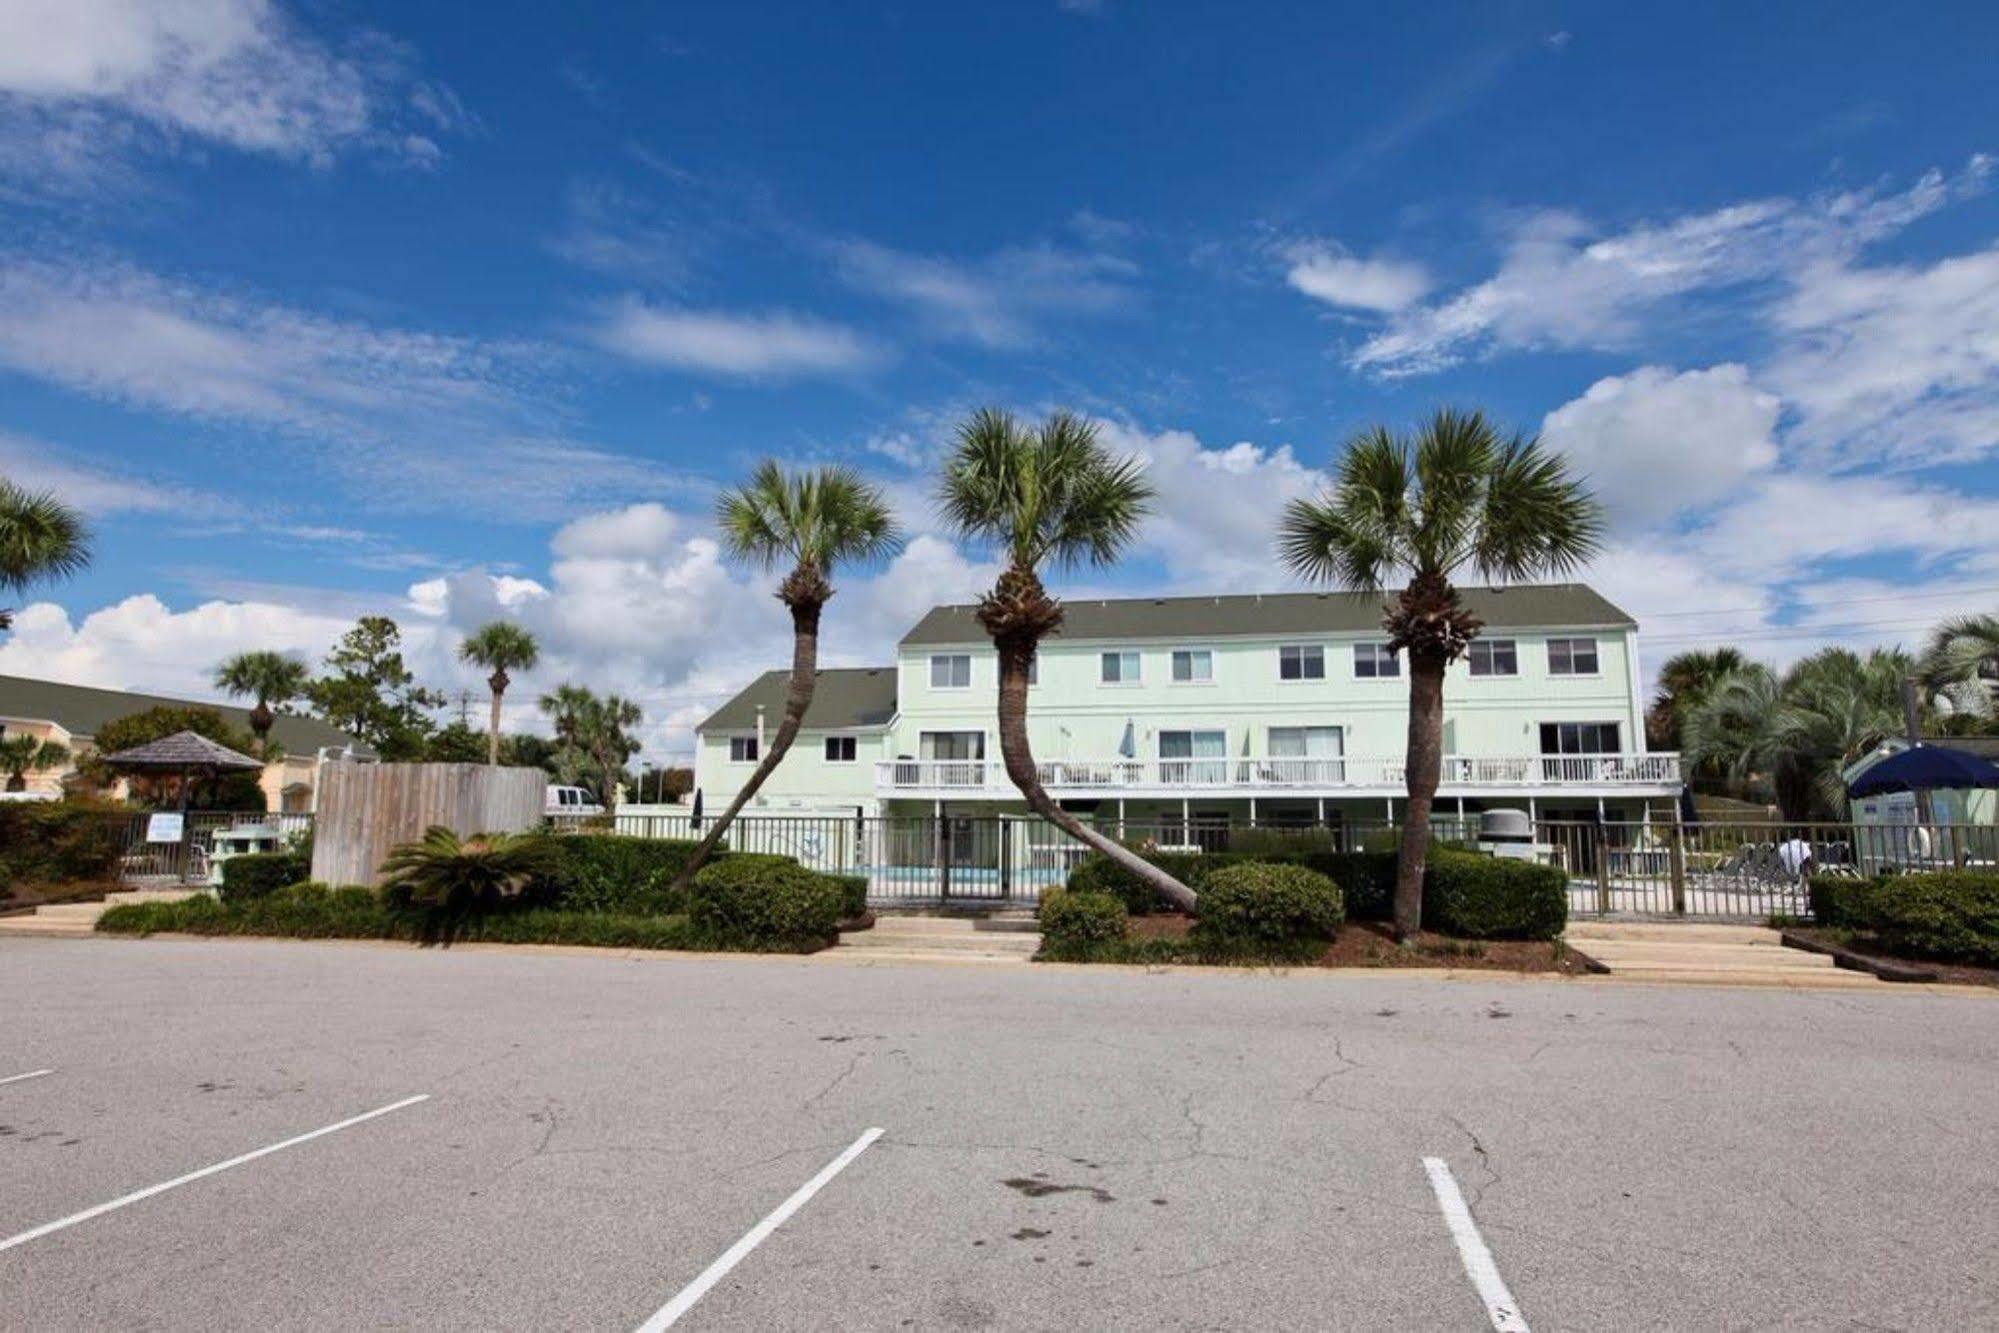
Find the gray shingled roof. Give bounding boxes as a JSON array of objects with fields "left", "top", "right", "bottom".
[
  {"left": 699, "top": 667, "right": 899, "bottom": 733},
  {"left": 97, "top": 730, "right": 264, "bottom": 771},
  {"left": 900, "top": 584, "right": 1636, "bottom": 647},
  {"left": 0, "top": 673, "right": 372, "bottom": 756}
]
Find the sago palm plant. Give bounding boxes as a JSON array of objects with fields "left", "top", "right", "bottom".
[
  {"left": 671, "top": 462, "right": 902, "bottom": 890},
  {"left": 937, "top": 408, "right": 1199, "bottom": 913},
  {"left": 378, "top": 826, "right": 560, "bottom": 911},
  {"left": 1278, "top": 409, "right": 1602, "bottom": 939}
]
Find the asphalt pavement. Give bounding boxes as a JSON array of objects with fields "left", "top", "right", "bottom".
[{"left": 3, "top": 935, "right": 1995, "bottom": 1330}]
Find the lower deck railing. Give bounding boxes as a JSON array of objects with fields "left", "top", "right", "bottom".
[{"left": 874, "top": 752, "right": 1682, "bottom": 794}]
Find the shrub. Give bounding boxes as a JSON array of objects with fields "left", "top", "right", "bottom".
[
  {"left": 539, "top": 835, "right": 712, "bottom": 915},
  {"left": 1190, "top": 862, "right": 1343, "bottom": 963},
  {"left": 1422, "top": 850, "right": 1567, "bottom": 940},
  {"left": 823, "top": 873, "right": 870, "bottom": 921},
  {"left": 0, "top": 802, "right": 124, "bottom": 895},
  {"left": 1226, "top": 826, "right": 1336, "bottom": 857},
  {"left": 1856, "top": 871, "right": 1999, "bottom": 966},
  {"left": 218, "top": 849, "right": 310, "bottom": 903},
  {"left": 688, "top": 857, "right": 843, "bottom": 950},
  {"left": 1808, "top": 875, "right": 1882, "bottom": 930},
  {"left": 1036, "top": 889, "right": 1130, "bottom": 960},
  {"left": 1066, "top": 851, "right": 1214, "bottom": 913},
  {"left": 1065, "top": 847, "right": 1397, "bottom": 920}
]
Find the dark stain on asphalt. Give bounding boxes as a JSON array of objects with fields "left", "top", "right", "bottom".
[
  {"left": 1486, "top": 1006, "right": 1513, "bottom": 1019},
  {"left": 195, "top": 1081, "right": 234, "bottom": 1092},
  {"left": 1002, "top": 1177, "right": 1116, "bottom": 1203},
  {"left": 1374, "top": 1008, "right": 1398, "bottom": 1017},
  {"left": 1151, "top": 1198, "right": 1168, "bottom": 1206},
  {"left": 1010, "top": 1228, "right": 1050, "bottom": 1241},
  {"left": 817, "top": 1034, "right": 881, "bottom": 1043}
]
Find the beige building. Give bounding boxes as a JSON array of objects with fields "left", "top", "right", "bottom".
[{"left": 0, "top": 674, "right": 371, "bottom": 811}]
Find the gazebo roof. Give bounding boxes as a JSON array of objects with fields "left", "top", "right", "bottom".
[{"left": 97, "top": 730, "right": 264, "bottom": 772}]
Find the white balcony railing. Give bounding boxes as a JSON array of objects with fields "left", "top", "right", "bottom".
[{"left": 875, "top": 752, "right": 1681, "bottom": 795}]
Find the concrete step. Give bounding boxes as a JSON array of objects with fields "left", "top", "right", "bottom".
[
  {"left": 820, "top": 947, "right": 1035, "bottom": 966},
  {"left": 1601, "top": 967, "right": 1888, "bottom": 989},
  {"left": 1580, "top": 941, "right": 1835, "bottom": 964},
  {"left": 839, "top": 931, "right": 1039, "bottom": 954},
  {"left": 1568, "top": 922, "right": 1781, "bottom": 946},
  {"left": 0, "top": 917, "right": 97, "bottom": 937}
]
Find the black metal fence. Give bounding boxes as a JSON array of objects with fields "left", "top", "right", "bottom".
[
  {"left": 613, "top": 807, "right": 1996, "bottom": 919},
  {"left": 103, "top": 811, "right": 315, "bottom": 886}
]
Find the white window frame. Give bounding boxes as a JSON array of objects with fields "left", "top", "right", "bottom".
[
  {"left": 1277, "top": 643, "right": 1325, "bottom": 681},
  {"left": 1170, "top": 648, "right": 1214, "bottom": 684},
  {"left": 1353, "top": 643, "right": 1401, "bottom": 679},
  {"left": 823, "top": 735, "right": 858, "bottom": 763},
  {"left": 728, "top": 735, "right": 759, "bottom": 763},
  {"left": 1547, "top": 637, "right": 1600, "bottom": 677},
  {"left": 1100, "top": 650, "right": 1142, "bottom": 685},
  {"left": 929, "top": 653, "right": 972, "bottom": 690},
  {"left": 1468, "top": 639, "right": 1519, "bottom": 678},
  {"left": 1157, "top": 727, "right": 1229, "bottom": 783}
]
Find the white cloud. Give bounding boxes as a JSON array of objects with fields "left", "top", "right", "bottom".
[
  {"left": 0, "top": 430, "right": 219, "bottom": 515},
  {"left": 546, "top": 179, "right": 702, "bottom": 287},
  {"left": 1539, "top": 364, "right": 1780, "bottom": 525},
  {"left": 591, "top": 297, "right": 882, "bottom": 377},
  {"left": 1353, "top": 158, "right": 1991, "bottom": 376},
  {"left": 1282, "top": 244, "right": 1431, "bottom": 314},
  {"left": 1766, "top": 243, "right": 1999, "bottom": 469},
  {"left": 828, "top": 238, "right": 1137, "bottom": 349},
  {"left": 0, "top": 0, "right": 458, "bottom": 183}
]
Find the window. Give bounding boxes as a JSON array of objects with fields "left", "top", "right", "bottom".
[
  {"left": 1539, "top": 722, "right": 1622, "bottom": 754},
  {"left": 1158, "top": 729, "right": 1228, "bottom": 783},
  {"left": 1354, "top": 643, "right": 1401, "bottom": 678},
  {"left": 1278, "top": 644, "right": 1325, "bottom": 680},
  {"left": 1100, "top": 650, "right": 1141, "bottom": 684},
  {"left": 1468, "top": 639, "right": 1518, "bottom": 677},
  {"left": 1026, "top": 655, "right": 1038, "bottom": 686},
  {"left": 824, "top": 736, "right": 857, "bottom": 763},
  {"left": 1268, "top": 725, "right": 1344, "bottom": 782},
  {"left": 929, "top": 653, "right": 971, "bottom": 689},
  {"left": 1547, "top": 638, "right": 1599, "bottom": 675},
  {"left": 1170, "top": 649, "right": 1213, "bottom": 683},
  {"left": 729, "top": 735, "right": 759, "bottom": 763},
  {"left": 919, "top": 731, "right": 985, "bottom": 761}
]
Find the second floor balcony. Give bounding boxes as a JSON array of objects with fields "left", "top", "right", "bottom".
[{"left": 875, "top": 752, "right": 1682, "bottom": 798}]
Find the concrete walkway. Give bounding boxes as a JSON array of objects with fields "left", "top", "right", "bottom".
[
  {"left": 825, "top": 912, "right": 1041, "bottom": 966},
  {"left": 0, "top": 888, "right": 200, "bottom": 939},
  {"left": 1566, "top": 920, "right": 1888, "bottom": 988}
]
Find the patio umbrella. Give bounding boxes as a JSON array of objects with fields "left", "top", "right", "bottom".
[
  {"left": 689, "top": 785, "right": 704, "bottom": 831},
  {"left": 96, "top": 730, "right": 263, "bottom": 812},
  {"left": 1846, "top": 744, "right": 1999, "bottom": 798},
  {"left": 1116, "top": 720, "right": 1135, "bottom": 759}
]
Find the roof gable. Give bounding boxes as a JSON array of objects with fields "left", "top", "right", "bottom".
[{"left": 0, "top": 674, "right": 371, "bottom": 756}]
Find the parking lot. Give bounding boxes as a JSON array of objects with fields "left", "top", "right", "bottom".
[{"left": 4, "top": 937, "right": 1997, "bottom": 1330}]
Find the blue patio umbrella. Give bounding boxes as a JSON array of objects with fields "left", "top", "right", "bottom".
[
  {"left": 1846, "top": 744, "right": 1999, "bottom": 797},
  {"left": 1117, "top": 720, "right": 1135, "bottom": 759}
]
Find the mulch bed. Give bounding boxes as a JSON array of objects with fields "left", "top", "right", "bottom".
[
  {"left": 1783, "top": 926, "right": 1999, "bottom": 989},
  {"left": 1127, "top": 914, "right": 1594, "bottom": 974}
]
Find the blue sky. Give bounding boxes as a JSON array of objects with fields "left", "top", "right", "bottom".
[{"left": 2, "top": 0, "right": 1997, "bottom": 757}]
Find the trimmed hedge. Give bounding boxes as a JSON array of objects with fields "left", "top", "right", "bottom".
[
  {"left": 218, "top": 850, "right": 311, "bottom": 903},
  {"left": 1812, "top": 871, "right": 1999, "bottom": 966},
  {"left": 1036, "top": 889, "right": 1130, "bottom": 961},
  {"left": 1191, "top": 862, "right": 1343, "bottom": 963},
  {"left": 1422, "top": 850, "right": 1566, "bottom": 940},
  {"left": 0, "top": 802, "right": 123, "bottom": 894},
  {"left": 823, "top": 873, "right": 869, "bottom": 921},
  {"left": 538, "top": 835, "right": 711, "bottom": 915},
  {"left": 688, "top": 857, "right": 844, "bottom": 950},
  {"left": 1068, "top": 848, "right": 1397, "bottom": 919}
]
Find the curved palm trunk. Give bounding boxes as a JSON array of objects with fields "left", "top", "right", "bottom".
[
  {"left": 486, "top": 669, "right": 509, "bottom": 766},
  {"left": 670, "top": 571, "right": 828, "bottom": 890},
  {"left": 982, "top": 567, "right": 1198, "bottom": 914}
]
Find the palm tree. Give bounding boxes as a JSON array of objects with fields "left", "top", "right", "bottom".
[
  {"left": 212, "top": 650, "right": 311, "bottom": 756},
  {"left": 937, "top": 408, "right": 1199, "bottom": 913},
  {"left": 538, "top": 684, "right": 644, "bottom": 809},
  {"left": 458, "top": 622, "right": 540, "bottom": 765},
  {"left": 0, "top": 478, "right": 90, "bottom": 631},
  {"left": 670, "top": 462, "right": 902, "bottom": 889},
  {"left": 1684, "top": 648, "right": 1914, "bottom": 820},
  {"left": 1919, "top": 613, "right": 1999, "bottom": 724},
  {"left": 0, "top": 735, "right": 69, "bottom": 792},
  {"left": 1647, "top": 647, "right": 1750, "bottom": 755},
  {"left": 1278, "top": 409, "right": 1602, "bottom": 940}
]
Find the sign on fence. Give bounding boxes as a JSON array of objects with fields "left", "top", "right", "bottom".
[{"left": 144, "top": 812, "right": 184, "bottom": 844}]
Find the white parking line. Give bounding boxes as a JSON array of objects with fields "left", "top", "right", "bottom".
[
  {"left": 0, "top": 1094, "right": 429, "bottom": 1255},
  {"left": 0, "top": 1069, "right": 54, "bottom": 1087},
  {"left": 1423, "top": 1156, "right": 1531, "bottom": 1333},
  {"left": 634, "top": 1127, "right": 884, "bottom": 1332}
]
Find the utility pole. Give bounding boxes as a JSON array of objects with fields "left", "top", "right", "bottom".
[{"left": 454, "top": 690, "right": 473, "bottom": 727}]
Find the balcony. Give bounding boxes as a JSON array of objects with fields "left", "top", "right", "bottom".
[{"left": 875, "top": 753, "right": 1682, "bottom": 798}]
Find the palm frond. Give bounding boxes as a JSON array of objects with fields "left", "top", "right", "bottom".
[
  {"left": 0, "top": 478, "right": 91, "bottom": 595},
  {"left": 459, "top": 622, "right": 540, "bottom": 674},
  {"left": 1471, "top": 434, "right": 1604, "bottom": 583}
]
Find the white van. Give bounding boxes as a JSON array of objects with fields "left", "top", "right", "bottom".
[{"left": 545, "top": 785, "right": 605, "bottom": 818}]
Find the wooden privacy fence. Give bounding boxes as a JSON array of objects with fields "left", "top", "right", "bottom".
[{"left": 311, "top": 763, "right": 546, "bottom": 887}]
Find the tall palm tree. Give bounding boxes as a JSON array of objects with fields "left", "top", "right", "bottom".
[
  {"left": 0, "top": 735, "right": 68, "bottom": 792},
  {"left": 0, "top": 478, "right": 90, "bottom": 632},
  {"left": 671, "top": 462, "right": 902, "bottom": 888},
  {"left": 459, "top": 622, "right": 540, "bottom": 765},
  {"left": 538, "top": 684, "right": 644, "bottom": 808},
  {"left": 937, "top": 408, "right": 1198, "bottom": 913},
  {"left": 1279, "top": 409, "right": 1602, "bottom": 939},
  {"left": 1684, "top": 648, "right": 1914, "bottom": 820},
  {"left": 1647, "top": 646, "right": 1750, "bottom": 755},
  {"left": 212, "top": 650, "right": 311, "bottom": 756},
  {"left": 1919, "top": 613, "right": 1999, "bottom": 724}
]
